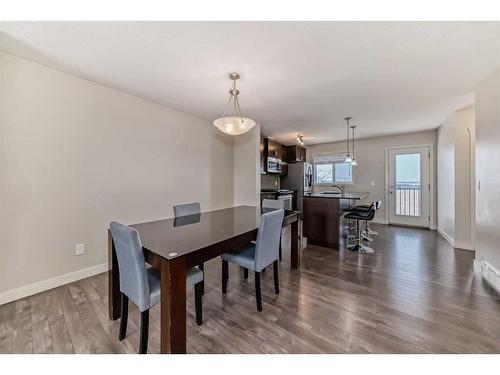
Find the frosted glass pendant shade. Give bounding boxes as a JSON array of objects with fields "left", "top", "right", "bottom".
[
  {"left": 213, "top": 116, "right": 256, "bottom": 136},
  {"left": 213, "top": 73, "right": 256, "bottom": 136}
]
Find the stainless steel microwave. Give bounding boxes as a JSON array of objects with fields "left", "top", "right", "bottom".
[{"left": 266, "top": 157, "right": 282, "bottom": 174}]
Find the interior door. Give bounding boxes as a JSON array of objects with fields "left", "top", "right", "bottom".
[{"left": 388, "top": 146, "right": 430, "bottom": 227}]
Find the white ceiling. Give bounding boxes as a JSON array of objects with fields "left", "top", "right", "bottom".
[{"left": 1, "top": 22, "right": 499, "bottom": 145}]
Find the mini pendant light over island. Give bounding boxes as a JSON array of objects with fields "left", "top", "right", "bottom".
[
  {"left": 213, "top": 73, "right": 256, "bottom": 135},
  {"left": 344, "top": 116, "right": 358, "bottom": 166}
]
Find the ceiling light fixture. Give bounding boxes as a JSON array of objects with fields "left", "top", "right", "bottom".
[
  {"left": 350, "top": 124, "right": 358, "bottom": 166},
  {"left": 213, "top": 72, "right": 256, "bottom": 136},
  {"left": 344, "top": 117, "right": 352, "bottom": 163},
  {"left": 296, "top": 133, "right": 305, "bottom": 146}
]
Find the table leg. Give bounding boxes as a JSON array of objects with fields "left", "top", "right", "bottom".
[
  {"left": 108, "top": 229, "right": 121, "bottom": 320},
  {"left": 160, "top": 257, "right": 187, "bottom": 354},
  {"left": 290, "top": 218, "right": 300, "bottom": 269}
]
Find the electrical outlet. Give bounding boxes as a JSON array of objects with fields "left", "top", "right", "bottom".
[
  {"left": 371, "top": 181, "right": 375, "bottom": 186},
  {"left": 75, "top": 243, "right": 85, "bottom": 256}
]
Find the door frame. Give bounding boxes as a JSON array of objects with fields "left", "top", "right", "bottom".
[{"left": 384, "top": 144, "right": 436, "bottom": 229}]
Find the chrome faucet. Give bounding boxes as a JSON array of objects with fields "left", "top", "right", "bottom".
[{"left": 331, "top": 184, "right": 345, "bottom": 194}]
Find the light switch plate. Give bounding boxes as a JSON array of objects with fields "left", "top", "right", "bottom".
[{"left": 75, "top": 243, "right": 85, "bottom": 256}]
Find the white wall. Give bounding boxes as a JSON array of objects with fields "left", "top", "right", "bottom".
[
  {"left": 475, "top": 66, "right": 500, "bottom": 273},
  {"left": 0, "top": 52, "right": 235, "bottom": 300},
  {"left": 454, "top": 109, "right": 475, "bottom": 248},
  {"left": 436, "top": 107, "right": 475, "bottom": 249},
  {"left": 233, "top": 125, "right": 260, "bottom": 207},
  {"left": 306, "top": 130, "right": 437, "bottom": 224},
  {"left": 437, "top": 115, "right": 456, "bottom": 242}
]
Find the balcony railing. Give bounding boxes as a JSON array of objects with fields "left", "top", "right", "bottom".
[{"left": 396, "top": 183, "right": 420, "bottom": 216}]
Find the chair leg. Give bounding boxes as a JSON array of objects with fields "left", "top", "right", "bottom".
[
  {"left": 273, "top": 260, "right": 279, "bottom": 294},
  {"left": 279, "top": 237, "right": 282, "bottom": 261},
  {"left": 139, "top": 309, "right": 149, "bottom": 354},
  {"left": 243, "top": 268, "right": 248, "bottom": 279},
  {"left": 194, "top": 282, "right": 203, "bottom": 326},
  {"left": 198, "top": 263, "right": 204, "bottom": 295},
  {"left": 255, "top": 272, "right": 262, "bottom": 312},
  {"left": 118, "top": 293, "right": 128, "bottom": 340},
  {"left": 222, "top": 260, "right": 228, "bottom": 294}
]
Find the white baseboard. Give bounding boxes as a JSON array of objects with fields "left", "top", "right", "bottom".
[
  {"left": 474, "top": 260, "right": 500, "bottom": 293},
  {"left": 372, "top": 218, "right": 387, "bottom": 225},
  {"left": 437, "top": 226, "right": 455, "bottom": 247},
  {"left": 0, "top": 263, "right": 108, "bottom": 306},
  {"left": 436, "top": 226, "right": 474, "bottom": 250}
]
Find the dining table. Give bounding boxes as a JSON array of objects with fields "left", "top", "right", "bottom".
[{"left": 107, "top": 205, "right": 301, "bottom": 354}]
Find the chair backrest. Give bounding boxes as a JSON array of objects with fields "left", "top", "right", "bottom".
[
  {"left": 254, "top": 209, "right": 284, "bottom": 271},
  {"left": 174, "top": 202, "right": 201, "bottom": 217},
  {"left": 262, "top": 199, "right": 285, "bottom": 209},
  {"left": 365, "top": 201, "right": 378, "bottom": 220},
  {"left": 109, "top": 222, "right": 150, "bottom": 312}
]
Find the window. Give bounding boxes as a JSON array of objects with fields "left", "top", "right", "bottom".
[{"left": 313, "top": 153, "right": 353, "bottom": 184}]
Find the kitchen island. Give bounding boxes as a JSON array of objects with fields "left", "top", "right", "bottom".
[{"left": 303, "top": 191, "right": 368, "bottom": 249}]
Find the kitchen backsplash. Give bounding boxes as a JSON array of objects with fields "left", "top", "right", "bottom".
[{"left": 261, "top": 174, "right": 280, "bottom": 190}]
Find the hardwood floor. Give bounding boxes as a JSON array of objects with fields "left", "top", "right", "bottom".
[{"left": 1, "top": 224, "right": 499, "bottom": 353}]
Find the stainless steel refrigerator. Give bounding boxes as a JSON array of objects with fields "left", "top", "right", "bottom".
[{"left": 281, "top": 162, "right": 313, "bottom": 213}]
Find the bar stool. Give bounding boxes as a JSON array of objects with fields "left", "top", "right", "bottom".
[
  {"left": 350, "top": 200, "right": 382, "bottom": 240},
  {"left": 344, "top": 202, "right": 377, "bottom": 253}
]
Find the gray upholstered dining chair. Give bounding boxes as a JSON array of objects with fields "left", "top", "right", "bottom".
[
  {"left": 109, "top": 221, "right": 204, "bottom": 354},
  {"left": 261, "top": 199, "right": 285, "bottom": 261},
  {"left": 173, "top": 202, "right": 205, "bottom": 294},
  {"left": 220, "top": 209, "right": 284, "bottom": 312}
]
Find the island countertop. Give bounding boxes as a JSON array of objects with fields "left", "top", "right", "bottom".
[{"left": 304, "top": 192, "right": 369, "bottom": 200}]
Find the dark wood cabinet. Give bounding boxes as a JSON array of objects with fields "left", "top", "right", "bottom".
[
  {"left": 284, "top": 145, "right": 307, "bottom": 163},
  {"left": 265, "top": 138, "right": 283, "bottom": 160},
  {"left": 303, "top": 196, "right": 350, "bottom": 249},
  {"left": 260, "top": 134, "right": 266, "bottom": 174}
]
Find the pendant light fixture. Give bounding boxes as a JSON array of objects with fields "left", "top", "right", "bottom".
[
  {"left": 296, "top": 133, "right": 304, "bottom": 146},
  {"left": 213, "top": 72, "right": 256, "bottom": 136},
  {"left": 350, "top": 124, "right": 358, "bottom": 166},
  {"left": 344, "top": 117, "right": 352, "bottom": 163}
]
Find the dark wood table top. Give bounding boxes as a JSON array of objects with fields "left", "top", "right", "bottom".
[{"left": 131, "top": 205, "right": 299, "bottom": 261}]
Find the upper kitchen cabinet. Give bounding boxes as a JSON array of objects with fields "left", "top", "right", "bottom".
[
  {"left": 260, "top": 134, "right": 266, "bottom": 174},
  {"left": 284, "top": 145, "right": 307, "bottom": 163},
  {"left": 265, "top": 138, "right": 283, "bottom": 160}
]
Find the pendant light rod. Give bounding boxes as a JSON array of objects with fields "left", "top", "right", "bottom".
[
  {"left": 345, "top": 117, "right": 351, "bottom": 156},
  {"left": 350, "top": 125, "right": 356, "bottom": 159},
  {"left": 344, "top": 117, "right": 352, "bottom": 163},
  {"left": 350, "top": 124, "right": 358, "bottom": 166}
]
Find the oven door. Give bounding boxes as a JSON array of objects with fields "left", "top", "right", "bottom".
[{"left": 277, "top": 195, "right": 293, "bottom": 210}]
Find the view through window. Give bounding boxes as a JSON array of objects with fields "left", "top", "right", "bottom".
[
  {"left": 314, "top": 153, "right": 353, "bottom": 184},
  {"left": 395, "top": 153, "right": 421, "bottom": 216}
]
